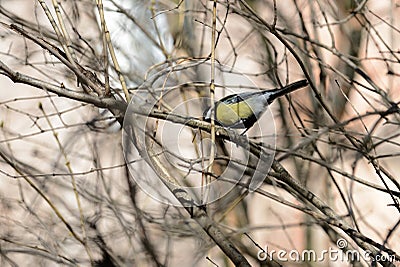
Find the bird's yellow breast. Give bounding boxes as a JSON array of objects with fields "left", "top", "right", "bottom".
[{"left": 216, "top": 101, "right": 253, "bottom": 126}]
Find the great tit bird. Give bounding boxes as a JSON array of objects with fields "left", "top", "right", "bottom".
[{"left": 204, "top": 79, "right": 308, "bottom": 133}]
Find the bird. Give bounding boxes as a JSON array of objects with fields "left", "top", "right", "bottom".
[{"left": 203, "top": 79, "right": 308, "bottom": 134}]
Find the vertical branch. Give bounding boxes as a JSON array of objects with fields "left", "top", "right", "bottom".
[
  {"left": 37, "top": 0, "right": 103, "bottom": 96},
  {"left": 95, "top": 0, "right": 130, "bottom": 102},
  {"left": 150, "top": 0, "right": 170, "bottom": 59},
  {"left": 51, "top": 0, "right": 78, "bottom": 62},
  {"left": 206, "top": 0, "right": 218, "bottom": 203},
  {"left": 331, "top": 1, "right": 363, "bottom": 118},
  {"left": 272, "top": 0, "right": 277, "bottom": 29},
  {"left": 37, "top": 0, "right": 75, "bottom": 65}
]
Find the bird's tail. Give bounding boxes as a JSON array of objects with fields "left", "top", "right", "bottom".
[{"left": 266, "top": 79, "right": 308, "bottom": 103}]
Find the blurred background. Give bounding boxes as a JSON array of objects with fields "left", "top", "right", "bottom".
[{"left": 0, "top": 0, "right": 399, "bottom": 266}]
